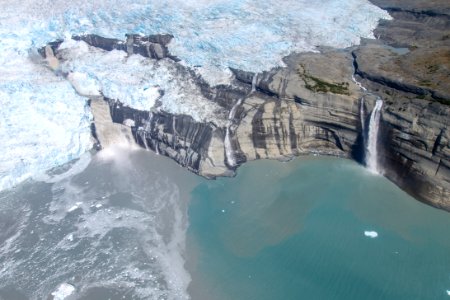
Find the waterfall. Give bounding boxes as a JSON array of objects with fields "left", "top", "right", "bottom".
[
  {"left": 225, "top": 98, "right": 243, "bottom": 167},
  {"left": 366, "top": 99, "right": 383, "bottom": 173},
  {"left": 360, "top": 97, "right": 365, "bottom": 138},
  {"left": 351, "top": 75, "right": 367, "bottom": 91},
  {"left": 251, "top": 73, "right": 258, "bottom": 93},
  {"left": 140, "top": 130, "right": 149, "bottom": 151}
]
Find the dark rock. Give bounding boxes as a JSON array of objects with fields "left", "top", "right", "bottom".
[{"left": 73, "top": 34, "right": 126, "bottom": 51}]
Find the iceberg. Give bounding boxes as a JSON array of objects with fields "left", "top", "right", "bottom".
[
  {"left": 364, "top": 231, "right": 378, "bottom": 238},
  {"left": 50, "top": 283, "right": 75, "bottom": 300}
]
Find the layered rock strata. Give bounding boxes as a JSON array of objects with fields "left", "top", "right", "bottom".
[{"left": 42, "top": 0, "right": 450, "bottom": 211}]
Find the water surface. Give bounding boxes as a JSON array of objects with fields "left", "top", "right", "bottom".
[
  {"left": 187, "top": 157, "right": 450, "bottom": 300},
  {"left": 1, "top": 152, "right": 449, "bottom": 299}
]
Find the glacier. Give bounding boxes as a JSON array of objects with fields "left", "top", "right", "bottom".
[
  {"left": 0, "top": 0, "right": 391, "bottom": 190},
  {"left": 58, "top": 39, "right": 226, "bottom": 125},
  {"left": 0, "top": 52, "right": 92, "bottom": 191}
]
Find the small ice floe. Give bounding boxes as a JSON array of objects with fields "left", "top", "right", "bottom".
[
  {"left": 95, "top": 203, "right": 103, "bottom": 208},
  {"left": 67, "top": 202, "right": 82, "bottom": 212},
  {"left": 51, "top": 283, "right": 75, "bottom": 300},
  {"left": 446, "top": 290, "right": 450, "bottom": 296},
  {"left": 364, "top": 231, "right": 378, "bottom": 238},
  {"left": 66, "top": 234, "right": 74, "bottom": 242}
]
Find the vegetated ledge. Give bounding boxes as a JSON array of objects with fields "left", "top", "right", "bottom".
[{"left": 39, "top": 0, "right": 449, "bottom": 212}]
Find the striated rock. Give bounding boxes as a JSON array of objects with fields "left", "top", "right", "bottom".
[
  {"left": 106, "top": 98, "right": 232, "bottom": 178},
  {"left": 380, "top": 99, "right": 450, "bottom": 210},
  {"left": 231, "top": 50, "right": 370, "bottom": 163},
  {"left": 41, "top": 0, "right": 450, "bottom": 212}
]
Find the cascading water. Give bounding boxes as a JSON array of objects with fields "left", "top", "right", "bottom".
[
  {"left": 352, "top": 74, "right": 367, "bottom": 91},
  {"left": 225, "top": 98, "right": 244, "bottom": 167},
  {"left": 251, "top": 73, "right": 258, "bottom": 93},
  {"left": 360, "top": 97, "right": 366, "bottom": 135},
  {"left": 366, "top": 99, "right": 383, "bottom": 173}
]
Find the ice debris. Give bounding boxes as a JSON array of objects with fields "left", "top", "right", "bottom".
[{"left": 364, "top": 231, "right": 378, "bottom": 238}]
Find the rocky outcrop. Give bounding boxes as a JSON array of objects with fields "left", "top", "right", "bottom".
[
  {"left": 73, "top": 33, "right": 176, "bottom": 60},
  {"left": 353, "top": 42, "right": 450, "bottom": 103},
  {"left": 41, "top": 0, "right": 450, "bottom": 211},
  {"left": 351, "top": 0, "right": 450, "bottom": 210},
  {"left": 230, "top": 50, "right": 370, "bottom": 162},
  {"left": 106, "top": 98, "right": 232, "bottom": 178},
  {"left": 380, "top": 98, "right": 450, "bottom": 210}
]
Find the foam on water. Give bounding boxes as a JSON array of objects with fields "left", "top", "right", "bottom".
[{"left": 0, "top": 150, "right": 192, "bottom": 299}]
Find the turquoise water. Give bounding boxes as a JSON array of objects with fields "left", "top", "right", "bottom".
[{"left": 187, "top": 157, "right": 450, "bottom": 300}]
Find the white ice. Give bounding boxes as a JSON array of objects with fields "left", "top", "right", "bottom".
[
  {"left": 0, "top": 53, "right": 92, "bottom": 191},
  {"left": 51, "top": 283, "right": 75, "bottom": 300},
  {"left": 58, "top": 39, "right": 226, "bottom": 125},
  {"left": 364, "top": 231, "right": 378, "bottom": 238},
  {"left": 0, "top": 0, "right": 390, "bottom": 190}
]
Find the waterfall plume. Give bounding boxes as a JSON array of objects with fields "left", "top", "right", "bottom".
[{"left": 366, "top": 99, "right": 383, "bottom": 174}]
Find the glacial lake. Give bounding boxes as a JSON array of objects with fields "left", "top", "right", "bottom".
[{"left": 0, "top": 149, "right": 449, "bottom": 299}]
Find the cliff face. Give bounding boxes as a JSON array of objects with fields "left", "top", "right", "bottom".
[
  {"left": 43, "top": 0, "right": 450, "bottom": 211},
  {"left": 354, "top": 0, "right": 450, "bottom": 209}
]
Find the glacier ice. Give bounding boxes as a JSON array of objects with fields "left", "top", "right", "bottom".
[
  {"left": 364, "top": 231, "right": 378, "bottom": 238},
  {"left": 2, "top": 0, "right": 390, "bottom": 83},
  {"left": 58, "top": 39, "right": 226, "bottom": 125},
  {"left": 0, "top": 0, "right": 390, "bottom": 190},
  {"left": 0, "top": 50, "right": 92, "bottom": 191},
  {"left": 51, "top": 283, "right": 75, "bottom": 300}
]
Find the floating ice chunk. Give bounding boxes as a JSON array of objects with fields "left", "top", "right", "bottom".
[
  {"left": 66, "top": 234, "right": 74, "bottom": 241},
  {"left": 364, "top": 231, "right": 378, "bottom": 238},
  {"left": 67, "top": 202, "right": 82, "bottom": 212},
  {"left": 51, "top": 283, "right": 75, "bottom": 300},
  {"left": 447, "top": 290, "right": 450, "bottom": 296},
  {"left": 67, "top": 206, "right": 79, "bottom": 212}
]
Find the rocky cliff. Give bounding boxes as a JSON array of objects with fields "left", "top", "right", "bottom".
[{"left": 42, "top": 0, "right": 450, "bottom": 211}]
